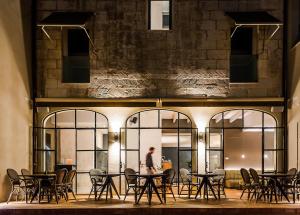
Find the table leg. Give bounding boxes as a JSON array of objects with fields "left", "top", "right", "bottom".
[
  {"left": 195, "top": 178, "right": 204, "bottom": 199},
  {"left": 207, "top": 179, "right": 217, "bottom": 199},
  {"left": 150, "top": 179, "right": 163, "bottom": 204},
  {"left": 98, "top": 177, "right": 109, "bottom": 200},
  {"left": 137, "top": 179, "right": 149, "bottom": 204},
  {"left": 111, "top": 179, "right": 120, "bottom": 199},
  {"left": 275, "top": 178, "right": 290, "bottom": 203},
  {"left": 148, "top": 182, "right": 152, "bottom": 205}
]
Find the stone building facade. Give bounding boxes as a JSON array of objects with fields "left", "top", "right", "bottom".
[{"left": 36, "top": 0, "right": 283, "bottom": 98}]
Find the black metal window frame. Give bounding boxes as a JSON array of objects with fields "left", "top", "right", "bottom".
[
  {"left": 33, "top": 109, "right": 109, "bottom": 194},
  {"left": 148, "top": 0, "right": 173, "bottom": 30},
  {"left": 119, "top": 109, "right": 198, "bottom": 195},
  {"left": 205, "top": 108, "right": 286, "bottom": 173}
]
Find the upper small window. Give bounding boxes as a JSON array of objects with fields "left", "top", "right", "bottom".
[
  {"left": 62, "top": 29, "right": 90, "bottom": 83},
  {"left": 230, "top": 28, "right": 257, "bottom": 83},
  {"left": 149, "top": 0, "right": 171, "bottom": 30}
]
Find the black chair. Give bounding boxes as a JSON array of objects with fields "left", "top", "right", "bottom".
[
  {"left": 46, "top": 168, "right": 68, "bottom": 204},
  {"left": 210, "top": 169, "right": 226, "bottom": 199},
  {"left": 179, "top": 168, "right": 199, "bottom": 197},
  {"left": 64, "top": 169, "right": 76, "bottom": 200},
  {"left": 7, "top": 169, "right": 26, "bottom": 204},
  {"left": 249, "top": 168, "right": 269, "bottom": 201},
  {"left": 282, "top": 168, "right": 298, "bottom": 203},
  {"left": 157, "top": 168, "right": 176, "bottom": 201},
  {"left": 124, "top": 168, "right": 142, "bottom": 200},
  {"left": 20, "top": 169, "right": 35, "bottom": 203},
  {"left": 240, "top": 168, "right": 255, "bottom": 199},
  {"left": 88, "top": 169, "right": 106, "bottom": 199}
]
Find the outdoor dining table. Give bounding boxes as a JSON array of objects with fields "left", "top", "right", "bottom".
[
  {"left": 129, "top": 173, "right": 166, "bottom": 205},
  {"left": 190, "top": 173, "right": 219, "bottom": 200},
  {"left": 24, "top": 173, "right": 57, "bottom": 203},
  {"left": 258, "top": 173, "right": 290, "bottom": 203},
  {"left": 95, "top": 173, "right": 121, "bottom": 201}
]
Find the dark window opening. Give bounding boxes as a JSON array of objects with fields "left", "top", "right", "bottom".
[
  {"left": 62, "top": 29, "right": 90, "bottom": 83},
  {"left": 230, "top": 27, "right": 257, "bottom": 83},
  {"left": 162, "top": 13, "right": 169, "bottom": 29}
]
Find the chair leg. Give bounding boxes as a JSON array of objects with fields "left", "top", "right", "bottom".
[
  {"left": 124, "top": 187, "right": 130, "bottom": 201},
  {"left": 170, "top": 187, "right": 176, "bottom": 201},
  {"left": 240, "top": 187, "right": 246, "bottom": 199},
  {"left": 88, "top": 186, "right": 94, "bottom": 199},
  {"left": 7, "top": 187, "right": 15, "bottom": 204}
]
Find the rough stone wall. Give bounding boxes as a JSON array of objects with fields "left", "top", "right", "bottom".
[{"left": 36, "top": 0, "right": 283, "bottom": 98}]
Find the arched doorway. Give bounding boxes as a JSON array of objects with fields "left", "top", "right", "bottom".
[
  {"left": 206, "top": 109, "right": 285, "bottom": 173},
  {"left": 33, "top": 109, "right": 109, "bottom": 194},
  {"left": 120, "top": 109, "right": 198, "bottom": 194}
]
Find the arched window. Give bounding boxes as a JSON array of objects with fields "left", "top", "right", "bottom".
[
  {"left": 120, "top": 109, "right": 198, "bottom": 194},
  {"left": 207, "top": 109, "right": 285, "bottom": 173},
  {"left": 33, "top": 109, "right": 109, "bottom": 194}
]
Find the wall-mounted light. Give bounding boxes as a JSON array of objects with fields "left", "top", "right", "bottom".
[{"left": 114, "top": 132, "right": 119, "bottom": 143}]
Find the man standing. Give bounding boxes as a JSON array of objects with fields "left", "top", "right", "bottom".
[{"left": 146, "top": 147, "right": 156, "bottom": 174}]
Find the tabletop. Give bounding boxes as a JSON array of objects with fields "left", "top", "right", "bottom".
[
  {"left": 190, "top": 173, "right": 220, "bottom": 177},
  {"left": 92, "top": 173, "right": 121, "bottom": 177},
  {"left": 129, "top": 173, "right": 165, "bottom": 178}
]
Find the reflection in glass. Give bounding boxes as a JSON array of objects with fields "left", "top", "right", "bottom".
[{"left": 223, "top": 110, "right": 243, "bottom": 127}]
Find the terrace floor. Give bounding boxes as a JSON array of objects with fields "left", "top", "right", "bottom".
[{"left": 1, "top": 189, "right": 300, "bottom": 215}]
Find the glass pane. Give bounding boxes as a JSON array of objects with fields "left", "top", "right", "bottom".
[
  {"left": 179, "top": 113, "right": 192, "bottom": 128},
  {"left": 224, "top": 129, "right": 262, "bottom": 170},
  {"left": 264, "top": 113, "right": 276, "bottom": 127},
  {"left": 179, "top": 150, "right": 192, "bottom": 172},
  {"left": 179, "top": 129, "right": 192, "bottom": 148},
  {"left": 264, "top": 151, "right": 276, "bottom": 172},
  {"left": 140, "top": 129, "right": 162, "bottom": 171},
  {"left": 127, "top": 113, "right": 139, "bottom": 128},
  {"left": 191, "top": 150, "right": 198, "bottom": 173},
  {"left": 77, "top": 151, "right": 94, "bottom": 172},
  {"left": 160, "top": 110, "right": 178, "bottom": 128},
  {"left": 35, "top": 151, "right": 55, "bottom": 173},
  {"left": 244, "top": 110, "right": 263, "bottom": 127},
  {"left": 209, "top": 151, "right": 223, "bottom": 171},
  {"left": 96, "top": 129, "right": 108, "bottom": 150},
  {"left": 96, "top": 113, "right": 108, "bottom": 128},
  {"left": 120, "top": 150, "right": 125, "bottom": 172},
  {"left": 37, "top": 129, "right": 55, "bottom": 150},
  {"left": 223, "top": 110, "right": 243, "bottom": 127},
  {"left": 264, "top": 128, "right": 276, "bottom": 150},
  {"left": 126, "top": 151, "right": 139, "bottom": 172},
  {"left": 140, "top": 110, "right": 159, "bottom": 127},
  {"left": 126, "top": 129, "right": 139, "bottom": 149},
  {"left": 77, "top": 129, "right": 94, "bottom": 150},
  {"left": 56, "top": 110, "right": 75, "bottom": 128},
  {"left": 96, "top": 151, "right": 108, "bottom": 172},
  {"left": 277, "top": 150, "right": 285, "bottom": 173},
  {"left": 77, "top": 110, "right": 95, "bottom": 128},
  {"left": 276, "top": 128, "right": 284, "bottom": 149},
  {"left": 209, "top": 129, "right": 223, "bottom": 149},
  {"left": 120, "top": 129, "right": 126, "bottom": 150},
  {"left": 77, "top": 173, "right": 91, "bottom": 194},
  {"left": 150, "top": 0, "right": 170, "bottom": 30},
  {"left": 44, "top": 114, "right": 55, "bottom": 128},
  {"left": 210, "top": 113, "right": 223, "bottom": 128},
  {"left": 56, "top": 129, "right": 76, "bottom": 165}
]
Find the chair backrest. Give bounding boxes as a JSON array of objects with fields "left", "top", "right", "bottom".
[
  {"left": 163, "top": 168, "right": 175, "bottom": 184},
  {"left": 287, "top": 168, "right": 297, "bottom": 182},
  {"left": 89, "top": 169, "right": 105, "bottom": 183},
  {"left": 7, "top": 169, "right": 20, "bottom": 185},
  {"left": 249, "top": 168, "right": 260, "bottom": 184},
  {"left": 65, "top": 170, "right": 76, "bottom": 184},
  {"left": 21, "top": 169, "right": 30, "bottom": 178},
  {"left": 240, "top": 168, "right": 251, "bottom": 184},
  {"left": 56, "top": 168, "right": 67, "bottom": 184},
  {"left": 179, "top": 168, "right": 191, "bottom": 183},
  {"left": 124, "top": 168, "right": 137, "bottom": 185}
]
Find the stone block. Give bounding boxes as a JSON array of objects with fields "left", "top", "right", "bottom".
[{"left": 207, "top": 50, "right": 228, "bottom": 60}]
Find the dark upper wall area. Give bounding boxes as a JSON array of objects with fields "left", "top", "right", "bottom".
[{"left": 36, "top": 0, "right": 283, "bottom": 98}]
